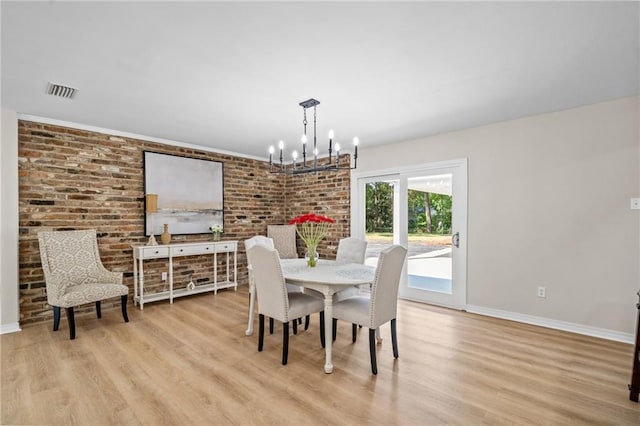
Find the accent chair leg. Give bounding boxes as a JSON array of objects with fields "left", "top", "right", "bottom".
[
  {"left": 304, "top": 315, "right": 310, "bottom": 330},
  {"left": 269, "top": 317, "right": 274, "bottom": 334},
  {"left": 258, "top": 314, "right": 265, "bottom": 352},
  {"left": 66, "top": 307, "right": 76, "bottom": 340},
  {"left": 95, "top": 301, "right": 102, "bottom": 319},
  {"left": 320, "top": 311, "right": 325, "bottom": 348},
  {"left": 282, "top": 322, "right": 289, "bottom": 365},
  {"left": 332, "top": 318, "right": 337, "bottom": 341},
  {"left": 121, "top": 295, "right": 129, "bottom": 322},
  {"left": 369, "top": 328, "right": 377, "bottom": 375},
  {"left": 292, "top": 319, "right": 298, "bottom": 335},
  {"left": 53, "top": 306, "right": 61, "bottom": 331},
  {"left": 352, "top": 323, "right": 357, "bottom": 343},
  {"left": 391, "top": 318, "right": 398, "bottom": 358}
]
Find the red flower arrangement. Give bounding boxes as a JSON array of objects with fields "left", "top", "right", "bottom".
[{"left": 289, "top": 213, "right": 334, "bottom": 267}]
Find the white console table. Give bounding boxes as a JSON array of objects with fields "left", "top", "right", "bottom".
[{"left": 131, "top": 241, "right": 238, "bottom": 309}]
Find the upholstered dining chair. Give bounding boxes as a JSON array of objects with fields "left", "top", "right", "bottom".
[
  {"left": 334, "top": 237, "right": 368, "bottom": 300},
  {"left": 38, "top": 229, "right": 129, "bottom": 340},
  {"left": 247, "top": 244, "right": 325, "bottom": 365},
  {"left": 267, "top": 224, "right": 298, "bottom": 259},
  {"left": 336, "top": 237, "right": 368, "bottom": 265},
  {"left": 244, "top": 236, "right": 308, "bottom": 336},
  {"left": 331, "top": 244, "right": 407, "bottom": 374}
]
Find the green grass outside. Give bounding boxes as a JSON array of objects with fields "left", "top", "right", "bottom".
[{"left": 366, "top": 232, "right": 451, "bottom": 244}]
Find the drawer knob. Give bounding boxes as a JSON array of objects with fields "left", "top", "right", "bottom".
[{"left": 155, "top": 250, "right": 159, "bottom": 254}]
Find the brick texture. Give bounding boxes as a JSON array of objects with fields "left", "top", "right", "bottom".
[{"left": 17, "top": 120, "right": 351, "bottom": 325}]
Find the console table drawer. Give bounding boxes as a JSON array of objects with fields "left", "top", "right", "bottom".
[
  {"left": 141, "top": 247, "right": 169, "bottom": 259},
  {"left": 215, "top": 242, "right": 237, "bottom": 252},
  {"left": 171, "top": 244, "right": 215, "bottom": 257}
]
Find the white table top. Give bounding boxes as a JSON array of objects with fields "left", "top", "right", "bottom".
[{"left": 280, "top": 259, "right": 375, "bottom": 287}]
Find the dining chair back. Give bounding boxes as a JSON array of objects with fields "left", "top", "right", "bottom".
[
  {"left": 331, "top": 244, "right": 407, "bottom": 374},
  {"left": 247, "top": 244, "right": 325, "bottom": 365},
  {"left": 336, "top": 237, "right": 368, "bottom": 264},
  {"left": 38, "top": 229, "right": 129, "bottom": 340},
  {"left": 267, "top": 224, "right": 298, "bottom": 259}
]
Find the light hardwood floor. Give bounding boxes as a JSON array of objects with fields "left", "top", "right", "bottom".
[{"left": 2, "top": 286, "right": 638, "bottom": 425}]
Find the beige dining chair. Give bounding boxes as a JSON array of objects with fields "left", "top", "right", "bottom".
[
  {"left": 244, "top": 236, "right": 308, "bottom": 336},
  {"left": 267, "top": 224, "right": 298, "bottom": 259},
  {"left": 247, "top": 244, "right": 325, "bottom": 365},
  {"left": 331, "top": 244, "right": 407, "bottom": 374},
  {"left": 38, "top": 229, "right": 130, "bottom": 340}
]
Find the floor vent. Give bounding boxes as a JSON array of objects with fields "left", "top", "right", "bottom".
[{"left": 46, "top": 82, "right": 78, "bottom": 99}]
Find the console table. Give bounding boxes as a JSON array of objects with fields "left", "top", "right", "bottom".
[{"left": 131, "top": 241, "right": 238, "bottom": 309}]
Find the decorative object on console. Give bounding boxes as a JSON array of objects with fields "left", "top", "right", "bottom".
[
  {"left": 144, "top": 151, "right": 224, "bottom": 235},
  {"left": 210, "top": 224, "right": 222, "bottom": 241},
  {"left": 161, "top": 223, "right": 171, "bottom": 245},
  {"left": 268, "top": 98, "right": 359, "bottom": 175},
  {"left": 289, "top": 213, "right": 334, "bottom": 267},
  {"left": 145, "top": 193, "right": 158, "bottom": 246}
]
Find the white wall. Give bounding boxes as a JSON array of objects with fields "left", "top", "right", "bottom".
[
  {"left": 1, "top": 109, "right": 20, "bottom": 333},
  {"left": 358, "top": 97, "right": 640, "bottom": 337}
]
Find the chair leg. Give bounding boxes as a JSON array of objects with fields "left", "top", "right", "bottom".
[
  {"left": 95, "top": 301, "right": 102, "bottom": 319},
  {"left": 320, "top": 311, "right": 325, "bottom": 348},
  {"left": 258, "top": 314, "right": 265, "bottom": 352},
  {"left": 121, "top": 295, "right": 129, "bottom": 323},
  {"left": 391, "top": 318, "right": 398, "bottom": 358},
  {"left": 369, "top": 328, "right": 377, "bottom": 375},
  {"left": 67, "top": 307, "right": 76, "bottom": 340},
  {"left": 352, "top": 323, "right": 357, "bottom": 343},
  {"left": 269, "top": 317, "right": 274, "bottom": 334},
  {"left": 292, "top": 319, "right": 298, "bottom": 335},
  {"left": 304, "top": 315, "right": 310, "bottom": 330},
  {"left": 53, "top": 306, "right": 61, "bottom": 331},
  {"left": 282, "top": 322, "right": 289, "bottom": 365},
  {"left": 332, "top": 318, "right": 337, "bottom": 341}
]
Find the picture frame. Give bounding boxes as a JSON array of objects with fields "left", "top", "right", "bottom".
[{"left": 144, "top": 151, "right": 224, "bottom": 236}]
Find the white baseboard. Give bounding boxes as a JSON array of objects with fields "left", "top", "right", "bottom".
[
  {"left": 0, "top": 322, "right": 21, "bottom": 334},
  {"left": 465, "top": 305, "right": 634, "bottom": 344}
]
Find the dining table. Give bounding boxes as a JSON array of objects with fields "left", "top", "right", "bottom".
[{"left": 279, "top": 258, "right": 376, "bottom": 373}]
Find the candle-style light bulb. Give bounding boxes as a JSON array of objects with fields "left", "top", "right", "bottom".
[
  {"left": 352, "top": 137, "right": 359, "bottom": 147},
  {"left": 292, "top": 150, "right": 298, "bottom": 160},
  {"left": 278, "top": 140, "right": 284, "bottom": 150},
  {"left": 335, "top": 143, "right": 341, "bottom": 153},
  {"left": 328, "top": 129, "right": 334, "bottom": 139},
  {"left": 301, "top": 134, "right": 308, "bottom": 144}
]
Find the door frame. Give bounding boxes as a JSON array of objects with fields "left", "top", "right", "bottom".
[{"left": 350, "top": 158, "right": 468, "bottom": 309}]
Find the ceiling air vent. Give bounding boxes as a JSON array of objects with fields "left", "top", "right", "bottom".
[{"left": 46, "top": 82, "right": 78, "bottom": 99}]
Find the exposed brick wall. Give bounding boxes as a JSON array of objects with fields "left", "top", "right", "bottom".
[{"left": 17, "top": 120, "right": 350, "bottom": 325}]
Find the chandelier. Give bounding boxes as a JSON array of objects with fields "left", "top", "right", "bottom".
[{"left": 269, "top": 98, "right": 359, "bottom": 174}]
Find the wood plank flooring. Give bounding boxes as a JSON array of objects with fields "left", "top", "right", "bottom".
[{"left": 2, "top": 286, "right": 638, "bottom": 425}]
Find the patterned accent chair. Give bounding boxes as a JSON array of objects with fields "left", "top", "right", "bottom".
[
  {"left": 267, "top": 225, "right": 298, "bottom": 259},
  {"left": 38, "top": 229, "right": 129, "bottom": 340}
]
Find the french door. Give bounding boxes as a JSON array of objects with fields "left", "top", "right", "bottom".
[{"left": 351, "top": 159, "right": 467, "bottom": 309}]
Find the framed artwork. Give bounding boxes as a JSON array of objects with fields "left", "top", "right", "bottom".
[{"left": 144, "top": 151, "right": 223, "bottom": 236}]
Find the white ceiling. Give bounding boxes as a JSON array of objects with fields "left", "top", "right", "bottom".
[{"left": 2, "top": 1, "right": 638, "bottom": 160}]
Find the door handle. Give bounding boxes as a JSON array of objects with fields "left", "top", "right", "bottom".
[{"left": 452, "top": 232, "right": 460, "bottom": 248}]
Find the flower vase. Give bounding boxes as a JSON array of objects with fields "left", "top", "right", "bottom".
[
  {"left": 160, "top": 224, "right": 171, "bottom": 245},
  {"left": 213, "top": 232, "right": 220, "bottom": 241},
  {"left": 305, "top": 244, "right": 318, "bottom": 267}
]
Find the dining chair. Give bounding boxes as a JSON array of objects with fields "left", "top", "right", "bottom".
[
  {"left": 247, "top": 244, "right": 325, "bottom": 365},
  {"left": 38, "top": 229, "right": 130, "bottom": 340},
  {"left": 336, "top": 237, "right": 368, "bottom": 264},
  {"left": 244, "top": 236, "right": 308, "bottom": 336},
  {"left": 331, "top": 244, "right": 407, "bottom": 374},
  {"left": 267, "top": 224, "right": 298, "bottom": 259}
]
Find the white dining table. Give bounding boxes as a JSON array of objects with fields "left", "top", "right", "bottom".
[{"left": 280, "top": 259, "right": 375, "bottom": 373}]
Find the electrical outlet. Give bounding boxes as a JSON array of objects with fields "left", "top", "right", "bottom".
[
  {"left": 161, "top": 272, "right": 167, "bottom": 281},
  {"left": 537, "top": 286, "right": 546, "bottom": 298},
  {"left": 631, "top": 198, "right": 640, "bottom": 210}
]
